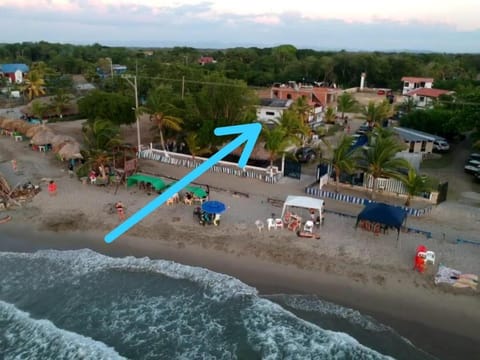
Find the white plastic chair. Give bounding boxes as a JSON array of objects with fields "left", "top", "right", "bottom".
[
  {"left": 213, "top": 214, "right": 221, "bottom": 226},
  {"left": 266, "top": 218, "right": 275, "bottom": 231},
  {"left": 304, "top": 220, "right": 314, "bottom": 233},
  {"left": 275, "top": 218, "right": 284, "bottom": 229},
  {"left": 425, "top": 251, "right": 435, "bottom": 264},
  {"left": 255, "top": 220, "right": 264, "bottom": 232}
]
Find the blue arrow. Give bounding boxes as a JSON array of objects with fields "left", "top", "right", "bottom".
[{"left": 104, "top": 122, "right": 262, "bottom": 243}]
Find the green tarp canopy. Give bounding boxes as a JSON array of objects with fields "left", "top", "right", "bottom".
[
  {"left": 126, "top": 174, "right": 167, "bottom": 191},
  {"left": 185, "top": 185, "right": 207, "bottom": 198}
]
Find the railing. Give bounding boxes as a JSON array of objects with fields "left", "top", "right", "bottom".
[
  {"left": 138, "top": 147, "right": 282, "bottom": 184},
  {"left": 305, "top": 185, "right": 433, "bottom": 217}
]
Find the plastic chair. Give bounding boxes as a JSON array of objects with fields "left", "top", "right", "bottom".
[
  {"left": 213, "top": 214, "right": 221, "bottom": 226},
  {"left": 275, "top": 218, "right": 284, "bottom": 229},
  {"left": 184, "top": 197, "right": 193, "bottom": 205},
  {"left": 255, "top": 220, "right": 264, "bottom": 232},
  {"left": 304, "top": 220, "right": 314, "bottom": 233},
  {"left": 425, "top": 251, "right": 435, "bottom": 264},
  {"left": 266, "top": 218, "right": 275, "bottom": 231}
]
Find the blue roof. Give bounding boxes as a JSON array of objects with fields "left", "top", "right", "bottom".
[{"left": 0, "top": 63, "right": 29, "bottom": 73}]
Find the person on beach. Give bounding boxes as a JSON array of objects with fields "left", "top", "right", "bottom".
[
  {"left": 11, "top": 159, "right": 17, "bottom": 172},
  {"left": 68, "top": 162, "right": 74, "bottom": 178},
  {"left": 115, "top": 201, "right": 125, "bottom": 220},
  {"left": 48, "top": 180, "right": 57, "bottom": 196}
]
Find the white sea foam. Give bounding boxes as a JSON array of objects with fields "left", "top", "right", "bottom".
[
  {"left": 242, "top": 298, "right": 393, "bottom": 360},
  {"left": 0, "top": 249, "right": 257, "bottom": 301},
  {"left": 267, "top": 294, "right": 391, "bottom": 332},
  {"left": 0, "top": 300, "right": 124, "bottom": 359}
]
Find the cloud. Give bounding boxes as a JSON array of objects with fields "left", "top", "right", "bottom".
[{"left": 0, "top": 1, "right": 478, "bottom": 52}]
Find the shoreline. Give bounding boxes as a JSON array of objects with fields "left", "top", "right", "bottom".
[{"left": 1, "top": 222, "right": 478, "bottom": 360}]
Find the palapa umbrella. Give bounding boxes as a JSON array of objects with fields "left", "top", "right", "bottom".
[
  {"left": 1, "top": 118, "right": 17, "bottom": 130},
  {"left": 58, "top": 141, "right": 83, "bottom": 160},
  {"left": 15, "top": 120, "right": 32, "bottom": 135},
  {"left": 0, "top": 117, "right": 6, "bottom": 127},
  {"left": 31, "top": 129, "right": 55, "bottom": 146},
  {"left": 26, "top": 125, "right": 46, "bottom": 138},
  {"left": 51, "top": 134, "right": 76, "bottom": 147}
]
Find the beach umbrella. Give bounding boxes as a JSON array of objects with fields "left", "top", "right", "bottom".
[
  {"left": 31, "top": 129, "right": 55, "bottom": 145},
  {"left": 58, "top": 141, "right": 82, "bottom": 160},
  {"left": 185, "top": 185, "right": 207, "bottom": 198},
  {"left": 201, "top": 200, "right": 227, "bottom": 214}
]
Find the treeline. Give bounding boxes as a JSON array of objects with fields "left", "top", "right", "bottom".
[{"left": 1, "top": 42, "right": 480, "bottom": 90}]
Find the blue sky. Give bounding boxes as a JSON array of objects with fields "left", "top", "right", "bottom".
[{"left": 0, "top": 0, "right": 479, "bottom": 52}]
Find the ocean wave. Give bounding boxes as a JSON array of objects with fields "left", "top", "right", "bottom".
[
  {"left": 267, "top": 294, "right": 391, "bottom": 332},
  {"left": 242, "top": 299, "right": 392, "bottom": 360},
  {"left": 0, "top": 249, "right": 257, "bottom": 301},
  {"left": 0, "top": 300, "right": 124, "bottom": 359}
]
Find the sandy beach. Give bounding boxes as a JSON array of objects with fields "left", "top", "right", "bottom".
[{"left": 1, "top": 121, "right": 480, "bottom": 359}]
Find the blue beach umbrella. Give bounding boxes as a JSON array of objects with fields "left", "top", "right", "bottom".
[{"left": 201, "top": 200, "right": 227, "bottom": 214}]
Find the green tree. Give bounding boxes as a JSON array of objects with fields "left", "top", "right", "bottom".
[
  {"left": 82, "top": 119, "right": 122, "bottom": 152},
  {"left": 22, "top": 70, "right": 46, "bottom": 100},
  {"left": 331, "top": 135, "right": 358, "bottom": 192},
  {"left": 78, "top": 90, "right": 135, "bottom": 125},
  {"left": 51, "top": 89, "right": 73, "bottom": 118},
  {"left": 400, "top": 168, "right": 432, "bottom": 206},
  {"left": 337, "top": 92, "right": 358, "bottom": 120},
  {"left": 357, "top": 132, "right": 410, "bottom": 199},
  {"left": 184, "top": 132, "right": 210, "bottom": 159},
  {"left": 291, "top": 96, "right": 312, "bottom": 124},
  {"left": 261, "top": 126, "right": 290, "bottom": 167},
  {"left": 323, "top": 106, "right": 337, "bottom": 124},
  {"left": 142, "top": 89, "right": 184, "bottom": 152},
  {"left": 30, "top": 100, "right": 48, "bottom": 120},
  {"left": 275, "top": 109, "right": 309, "bottom": 146},
  {"left": 361, "top": 100, "right": 392, "bottom": 127}
]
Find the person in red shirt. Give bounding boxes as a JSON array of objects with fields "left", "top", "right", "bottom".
[{"left": 48, "top": 180, "right": 57, "bottom": 196}]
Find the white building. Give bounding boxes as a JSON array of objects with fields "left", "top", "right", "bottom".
[
  {"left": 405, "top": 88, "right": 453, "bottom": 109},
  {"left": 256, "top": 98, "right": 293, "bottom": 124},
  {"left": 401, "top": 76, "right": 434, "bottom": 95}
]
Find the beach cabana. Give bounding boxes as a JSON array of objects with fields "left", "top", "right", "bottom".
[
  {"left": 355, "top": 202, "right": 407, "bottom": 241},
  {"left": 126, "top": 174, "right": 167, "bottom": 192},
  {"left": 58, "top": 142, "right": 82, "bottom": 160},
  {"left": 185, "top": 185, "right": 207, "bottom": 198},
  {"left": 281, "top": 195, "right": 325, "bottom": 219}
]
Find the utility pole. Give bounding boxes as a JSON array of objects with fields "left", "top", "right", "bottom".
[
  {"left": 123, "top": 75, "right": 141, "bottom": 152},
  {"left": 181, "top": 76, "right": 185, "bottom": 100}
]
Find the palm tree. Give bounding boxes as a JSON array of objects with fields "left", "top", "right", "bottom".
[
  {"left": 82, "top": 119, "right": 122, "bottom": 152},
  {"left": 331, "top": 135, "right": 358, "bottom": 192},
  {"left": 362, "top": 100, "right": 392, "bottom": 127},
  {"left": 22, "top": 70, "right": 45, "bottom": 100},
  {"left": 261, "top": 126, "right": 290, "bottom": 168},
  {"left": 141, "top": 92, "right": 183, "bottom": 153},
  {"left": 323, "top": 106, "right": 336, "bottom": 124},
  {"left": 51, "top": 90, "right": 73, "bottom": 118},
  {"left": 291, "top": 96, "right": 312, "bottom": 124},
  {"left": 337, "top": 92, "right": 358, "bottom": 120},
  {"left": 184, "top": 132, "right": 210, "bottom": 160},
  {"left": 400, "top": 168, "right": 432, "bottom": 206},
  {"left": 358, "top": 134, "right": 410, "bottom": 199},
  {"left": 397, "top": 97, "right": 416, "bottom": 114},
  {"left": 275, "top": 109, "right": 309, "bottom": 146}
]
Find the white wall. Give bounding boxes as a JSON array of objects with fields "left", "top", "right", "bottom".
[{"left": 256, "top": 107, "right": 285, "bottom": 124}]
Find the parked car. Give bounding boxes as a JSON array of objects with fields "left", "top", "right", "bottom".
[
  {"left": 295, "top": 147, "right": 317, "bottom": 163},
  {"left": 464, "top": 160, "right": 480, "bottom": 175},
  {"left": 469, "top": 153, "right": 480, "bottom": 161},
  {"left": 433, "top": 140, "right": 450, "bottom": 152}
]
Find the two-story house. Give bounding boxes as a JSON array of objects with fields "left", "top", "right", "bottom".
[
  {"left": 270, "top": 82, "right": 338, "bottom": 123},
  {"left": 0, "top": 63, "right": 29, "bottom": 83},
  {"left": 401, "top": 76, "right": 434, "bottom": 95}
]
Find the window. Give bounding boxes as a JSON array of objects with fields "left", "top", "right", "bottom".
[
  {"left": 421, "top": 141, "right": 426, "bottom": 152},
  {"left": 266, "top": 111, "right": 275, "bottom": 116},
  {"left": 287, "top": 94, "right": 292, "bottom": 100},
  {"left": 409, "top": 142, "right": 415, "bottom": 153},
  {"left": 419, "top": 96, "right": 425, "bottom": 102}
]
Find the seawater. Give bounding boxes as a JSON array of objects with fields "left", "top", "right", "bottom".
[{"left": 0, "top": 249, "right": 435, "bottom": 359}]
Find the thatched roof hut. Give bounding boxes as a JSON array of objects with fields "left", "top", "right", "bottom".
[
  {"left": 51, "top": 134, "right": 76, "bottom": 147},
  {"left": 15, "top": 121, "right": 32, "bottom": 135},
  {"left": 26, "top": 125, "right": 48, "bottom": 138},
  {"left": 1, "top": 118, "right": 19, "bottom": 131},
  {"left": 58, "top": 142, "right": 83, "bottom": 160},
  {"left": 21, "top": 96, "right": 79, "bottom": 118},
  {"left": 31, "top": 129, "right": 55, "bottom": 146}
]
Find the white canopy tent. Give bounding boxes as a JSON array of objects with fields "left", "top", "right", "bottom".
[{"left": 281, "top": 195, "right": 325, "bottom": 220}]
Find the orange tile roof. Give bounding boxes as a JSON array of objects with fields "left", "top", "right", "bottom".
[
  {"left": 401, "top": 76, "right": 434, "bottom": 83},
  {"left": 406, "top": 88, "right": 452, "bottom": 98}
]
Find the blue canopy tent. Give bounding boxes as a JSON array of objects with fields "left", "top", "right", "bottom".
[{"left": 355, "top": 202, "right": 407, "bottom": 241}]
